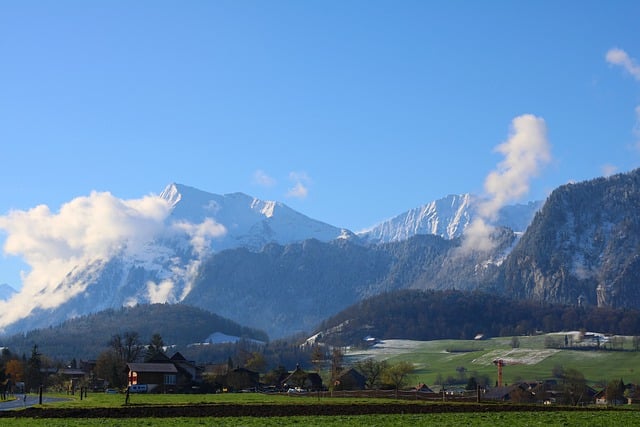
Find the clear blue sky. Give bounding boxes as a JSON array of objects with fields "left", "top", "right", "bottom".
[{"left": 1, "top": 1, "right": 639, "bottom": 289}]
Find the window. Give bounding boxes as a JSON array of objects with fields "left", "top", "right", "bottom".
[{"left": 164, "top": 374, "right": 176, "bottom": 385}]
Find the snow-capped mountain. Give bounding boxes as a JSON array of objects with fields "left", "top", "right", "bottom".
[
  {"left": 160, "top": 183, "right": 347, "bottom": 250},
  {"left": 358, "top": 194, "right": 542, "bottom": 243},
  {"left": 0, "top": 182, "right": 542, "bottom": 337},
  {"left": 0, "top": 183, "right": 347, "bottom": 335}
]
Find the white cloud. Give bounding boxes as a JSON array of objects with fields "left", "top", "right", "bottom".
[
  {"left": 480, "top": 114, "right": 551, "bottom": 219},
  {"left": 606, "top": 48, "right": 640, "bottom": 80},
  {"left": 459, "top": 218, "right": 496, "bottom": 254},
  {"left": 461, "top": 114, "right": 551, "bottom": 253},
  {"left": 286, "top": 182, "right": 309, "bottom": 199},
  {"left": 286, "top": 171, "right": 311, "bottom": 199},
  {"left": 0, "top": 189, "right": 230, "bottom": 331},
  {"left": 172, "top": 217, "right": 226, "bottom": 256},
  {"left": 253, "top": 169, "right": 277, "bottom": 187},
  {"left": 147, "top": 279, "right": 176, "bottom": 304},
  {"left": 0, "top": 191, "right": 172, "bottom": 329}
]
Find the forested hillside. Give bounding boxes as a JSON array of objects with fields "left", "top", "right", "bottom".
[
  {"left": 0, "top": 303, "right": 268, "bottom": 360},
  {"left": 184, "top": 230, "right": 514, "bottom": 338},
  {"left": 501, "top": 168, "right": 640, "bottom": 308},
  {"left": 313, "top": 289, "right": 640, "bottom": 346}
]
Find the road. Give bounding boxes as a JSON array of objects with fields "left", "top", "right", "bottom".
[{"left": 0, "top": 394, "right": 71, "bottom": 411}]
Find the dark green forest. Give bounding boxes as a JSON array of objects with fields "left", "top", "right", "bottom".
[
  {"left": 315, "top": 289, "right": 640, "bottom": 346},
  {"left": 0, "top": 303, "right": 268, "bottom": 361},
  {"left": 3, "top": 289, "right": 640, "bottom": 371}
]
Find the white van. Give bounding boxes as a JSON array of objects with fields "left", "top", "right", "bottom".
[{"left": 129, "top": 384, "right": 148, "bottom": 393}]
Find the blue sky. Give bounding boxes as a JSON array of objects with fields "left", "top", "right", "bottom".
[{"left": 1, "top": 1, "right": 640, "bottom": 289}]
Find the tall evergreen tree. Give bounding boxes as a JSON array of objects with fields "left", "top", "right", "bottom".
[
  {"left": 144, "top": 333, "right": 165, "bottom": 361},
  {"left": 25, "top": 345, "right": 42, "bottom": 392}
]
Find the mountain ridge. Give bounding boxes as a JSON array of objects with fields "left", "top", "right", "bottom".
[
  {"left": 500, "top": 168, "right": 640, "bottom": 308},
  {"left": 0, "top": 181, "right": 544, "bottom": 337}
]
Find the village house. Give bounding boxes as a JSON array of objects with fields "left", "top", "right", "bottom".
[
  {"left": 333, "top": 368, "right": 366, "bottom": 391},
  {"left": 215, "top": 367, "right": 260, "bottom": 392},
  {"left": 281, "top": 364, "right": 323, "bottom": 391},
  {"left": 483, "top": 383, "right": 535, "bottom": 402},
  {"left": 126, "top": 352, "right": 202, "bottom": 393}
]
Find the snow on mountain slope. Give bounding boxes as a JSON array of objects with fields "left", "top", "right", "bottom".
[
  {"left": 0, "top": 183, "right": 541, "bottom": 336},
  {"left": 358, "top": 194, "right": 542, "bottom": 243},
  {"left": 0, "top": 184, "right": 347, "bottom": 334},
  {"left": 160, "top": 183, "right": 346, "bottom": 250}
]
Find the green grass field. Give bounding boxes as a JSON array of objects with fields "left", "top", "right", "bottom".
[
  {"left": 3, "top": 333, "right": 639, "bottom": 426},
  {"left": 3, "top": 389, "right": 637, "bottom": 426},
  {"left": 2, "top": 410, "right": 637, "bottom": 426},
  {"left": 347, "top": 334, "right": 640, "bottom": 387}
]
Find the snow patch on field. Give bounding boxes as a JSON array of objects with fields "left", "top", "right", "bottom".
[
  {"left": 346, "top": 339, "right": 426, "bottom": 360},
  {"left": 472, "top": 348, "right": 559, "bottom": 366}
]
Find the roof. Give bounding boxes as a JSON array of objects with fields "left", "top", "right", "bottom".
[
  {"left": 337, "top": 368, "right": 366, "bottom": 384},
  {"left": 127, "top": 363, "right": 178, "bottom": 374},
  {"left": 483, "top": 384, "right": 522, "bottom": 400},
  {"left": 170, "top": 352, "right": 187, "bottom": 361}
]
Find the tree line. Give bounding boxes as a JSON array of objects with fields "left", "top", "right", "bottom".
[
  {"left": 0, "top": 303, "right": 268, "bottom": 361},
  {"left": 315, "top": 289, "right": 640, "bottom": 346}
]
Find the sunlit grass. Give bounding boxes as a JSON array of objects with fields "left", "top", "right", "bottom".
[
  {"left": 1, "top": 411, "right": 636, "bottom": 427},
  {"left": 348, "top": 336, "right": 640, "bottom": 387}
]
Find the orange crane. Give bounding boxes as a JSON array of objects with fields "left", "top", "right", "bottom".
[
  {"left": 493, "top": 358, "right": 523, "bottom": 387},
  {"left": 493, "top": 359, "right": 505, "bottom": 387}
]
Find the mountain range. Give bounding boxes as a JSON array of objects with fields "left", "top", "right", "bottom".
[{"left": 1, "top": 168, "right": 639, "bottom": 340}]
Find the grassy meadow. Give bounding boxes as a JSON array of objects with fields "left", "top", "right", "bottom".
[
  {"left": 3, "top": 392, "right": 639, "bottom": 426},
  {"left": 3, "top": 333, "right": 640, "bottom": 426},
  {"left": 3, "top": 411, "right": 639, "bottom": 427},
  {"left": 347, "top": 333, "right": 640, "bottom": 387}
]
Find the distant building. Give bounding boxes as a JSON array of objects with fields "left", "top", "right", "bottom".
[
  {"left": 217, "top": 367, "right": 260, "bottom": 392},
  {"left": 126, "top": 351, "right": 202, "bottom": 393},
  {"left": 281, "top": 365, "right": 323, "bottom": 391},
  {"left": 334, "top": 368, "right": 366, "bottom": 391}
]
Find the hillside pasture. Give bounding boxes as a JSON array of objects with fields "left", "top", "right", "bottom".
[{"left": 346, "top": 334, "right": 640, "bottom": 387}]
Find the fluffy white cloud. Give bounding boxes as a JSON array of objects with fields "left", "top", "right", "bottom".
[
  {"left": 172, "top": 218, "right": 226, "bottom": 256},
  {"left": 606, "top": 48, "right": 640, "bottom": 80},
  {"left": 461, "top": 114, "right": 551, "bottom": 254},
  {"left": 147, "top": 279, "right": 176, "bottom": 304},
  {"left": 480, "top": 114, "right": 551, "bottom": 219},
  {"left": 0, "top": 189, "right": 229, "bottom": 331},
  {"left": 0, "top": 191, "right": 172, "bottom": 328}
]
